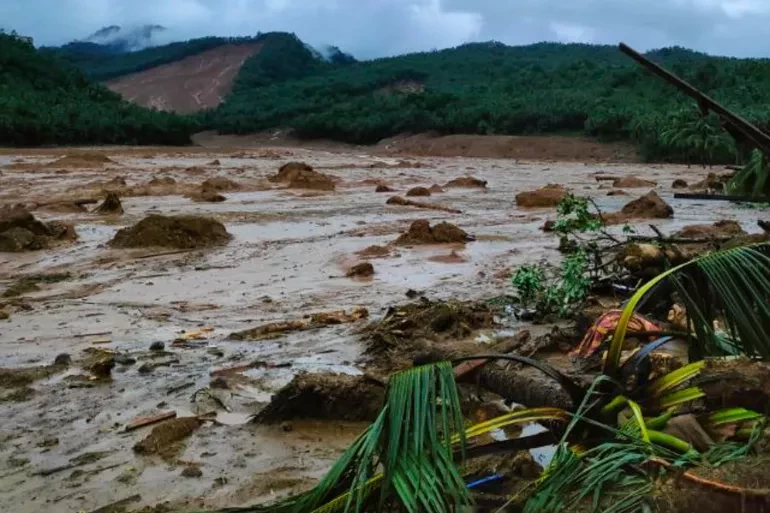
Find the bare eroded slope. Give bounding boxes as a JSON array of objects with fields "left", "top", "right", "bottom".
[{"left": 105, "top": 43, "right": 262, "bottom": 114}]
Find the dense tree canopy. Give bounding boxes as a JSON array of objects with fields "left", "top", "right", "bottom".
[
  {"left": 211, "top": 41, "right": 770, "bottom": 163},
  {"left": 0, "top": 31, "right": 198, "bottom": 146}
]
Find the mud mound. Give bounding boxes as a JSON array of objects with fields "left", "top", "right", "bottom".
[
  {"left": 603, "top": 191, "right": 673, "bottom": 225},
  {"left": 148, "top": 176, "right": 176, "bottom": 187},
  {"left": 395, "top": 220, "right": 471, "bottom": 245},
  {"left": 347, "top": 262, "right": 374, "bottom": 278},
  {"left": 690, "top": 172, "right": 730, "bottom": 192},
  {"left": 208, "top": 159, "right": 221, "bottom": 166},
  {"left": 606, "top": 190, "right": 628, "bottom": 196},
  {"left": 185, "top": 166, "right": 206, "bottom": 175},
  {"left": 428, "top": 184, "right": 444, "bottom": 193},
  {"left": 445, "top": 176, "right": 487, "bottom": 188},
  {"left": 357, "top": 245, "right": 390, "bottom": 258},
  {"left": 109, "top": 215, "right": 231, "bottom": 249},
  {"left": 386, "top": 196, "right": 462, "bottom": 214},
  {"left": 375, "top": 184, "right": 395, "bottom": 193},
  {"left": 269, "top": 162, "right": 314, "bottom": 183},
  {"left": 674, "top": 220, "right": 745, "bottom": 239},
  {"left": 612, "top": 176, "right": 657, "bottom": 188},
  {"left": 0, "top": 206, "right": 77, "bottom": 252},
  {"left": 365, "top": 299, "right": 494, "bottom": 370},
  {"left": 102, "top": 176, "right": 128, "bottom": 191},
  {"left": 95, "top": 193, "right": 124, "bottom": 215},
  {"left": 428, "top": 250, "right": 467, "bottom": 263},
  {"left": 201, "top": 177, "right": 240, "bottom": 192},
  {"left": 672, "top": 179, "right": 689, "bottom": 189},
  {"left": 255, "top": 372, "right": 385, "bottom": 423},
  {"left": 515, "top": 184, "right": 568, "bottom": 208},
  {"left": 133, "top": 417, "right": 202, "bottom": 460},
  {"left": 406, "top": 186, "right": 431, "bottom": 197},
  {"left": 45, "top": 153, "right": 115, "bottom": 168}
]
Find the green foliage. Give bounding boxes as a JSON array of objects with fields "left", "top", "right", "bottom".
[
  {"left": 0, "top": 31, "right": 197, "bottom": 146},
  {"left": 660, "top": 108, "right": 737, "bottom": 166},
  {"left": 208, "top": 41, "right": 770, "bottom": 161},
  {"left": 45, "top": 36, "right": 258, "bottom": 82},
  {"left": 726, "top": 149, "right": 770, "bottom": 198},
  {"left": 511, "top": 250, "right": 591, "bottom": 318},
  {"left": 554, "top": 194, "right": 603, "bottom": 234}
]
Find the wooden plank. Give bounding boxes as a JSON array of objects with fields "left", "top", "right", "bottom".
[
  {"left": 673, "top": 193, "right": 770, "bottom": 203},
  {"left": 124, "top": 411, "right": 176, "bottom": 431}
]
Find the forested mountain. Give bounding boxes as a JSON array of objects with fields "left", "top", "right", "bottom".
[
  {"left": 0, "top": 31, "right": 198, "bottom": 146},
  {"left": 211, "top": 41, "right": 770, "bottom": 162}
]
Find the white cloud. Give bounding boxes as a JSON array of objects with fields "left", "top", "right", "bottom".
[{"left": 3, "top": 0, "right": 770, "bottom": 57}]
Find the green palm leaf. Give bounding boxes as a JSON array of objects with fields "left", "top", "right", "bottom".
[{"left": 605, "top": 243, "right": 770, "bottom": 375}]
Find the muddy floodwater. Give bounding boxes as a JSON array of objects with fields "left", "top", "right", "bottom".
[{"left": 0, "top": 145, "right": 763, "bottom": 512}]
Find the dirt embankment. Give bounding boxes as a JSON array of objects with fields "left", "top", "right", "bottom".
[
  {"left": 105, "top": 43, "right": 263, "bottom": 114},
  {"left": 378, "top": 133, "right": 638, "bottom": 162}
]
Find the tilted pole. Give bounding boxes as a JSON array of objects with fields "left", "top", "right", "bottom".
[{"left": 619, "top": 42, "right": 770, "bottom": 156}]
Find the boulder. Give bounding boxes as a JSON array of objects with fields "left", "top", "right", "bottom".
[{"left": 515, "top": 184, "right": 568, "bottom": 208}]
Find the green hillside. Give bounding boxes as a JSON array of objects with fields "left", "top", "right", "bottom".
[
  {"left": 211, "top": 41, "right": 770, "bottom": 162},
  {"left": 0, "top": 31, "right": 197, "bottom": 146}
]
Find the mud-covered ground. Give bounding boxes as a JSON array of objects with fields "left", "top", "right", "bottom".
[{"left": 0, "top": 144, "right": 763, "bottom": 513}]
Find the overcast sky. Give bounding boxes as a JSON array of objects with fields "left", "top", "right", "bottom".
[{"left": 3, "top": 0, "right": 770, "bottom": 58}]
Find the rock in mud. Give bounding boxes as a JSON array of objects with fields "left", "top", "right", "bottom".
[
  {"left": 612, "top": 176, "right": 657, "bottom": 188},
  {"left": 428, "top": 184, "right": 445, "bottom": 193},
  {"left": 201, "top": 177, "right": 240, "bottom": 192},
  {"left": 672, "top": 179, "right": 689, "bottom": 189},
  {"left": 192, "top": 189, "right": 227, "bottom": 202},
  {"left": 444, "top": 176, "right": 487, "bottom": 188},
  {"left": 54, "top": 353, "right": 72, "bottom": 366},
  {"left": 406, "top": 186, "right": 431, "bottom": 197},
  {"left": 603, "top": 191, "right": 673, "bottom": 225},
  {"left": 181, "top": 465, "right": 202, "bottom": 478},
  {"left": 109, "top": 215, "right": 231, "bottom": 249},
  {"left": 94, "top": 192, "right": 124, "bottom": 215},
  {"left": 394, "top": 219, "right": 471, "bottom": 245},
  {"left": 85, "top": 355, "right": 115, "bottom": 378},
  {"left": 150, "top": 341, "right": 165, "bottom": 351},
  {"left": 270, "top": 162, "right": 336, "bottom": 191},
  {"left": 229, "top": 307, "right": 369, "bottom": 340},
  {"left": 0, "top": 206, "right": 77, "bottom": 252},
  {"left": 375, "top": 184, "right": 395, "bottom": 193},
  {"left": 690, "top": 172, "right": 729, "bottom": 192},
  {"left": 347, "top": 262, "right": 375, "bottom": 278},
  {"left": 207, "top": 159, "right": 221, "bottom": 166},
  {"left": 674, "top": 220, "right": 745, "bottom": 239},
  {"left": 254, "top": 372, "right": 385, "bottom": 423},
  {"left": 606, "top": 189, "right": 628, "bottom": 196},
  {"left": 133, "top": 417, "right": 202, "bottom": 459},
  {"left": 515, "top": 184, "right": 568, "bottom": 208}
]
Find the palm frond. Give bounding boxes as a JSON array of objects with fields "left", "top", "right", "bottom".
[
  {"left": 605, "top": 243, "right": 770, "bottom": 375},
  {"left": 726, "top": 149, "right": 770, "bottom": 198}
]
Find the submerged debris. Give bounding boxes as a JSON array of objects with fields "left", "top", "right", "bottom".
[
  {"left": 394, "top": 219, "right": 472, "bottom": 245},
  {"left": 201, "top": 177, "right": 240, "bottom": 192},
  {"left": 255, "top": 372, "right": 385, "bottom": 423},
  {"left": 375, "top": 184, "right": 395, "bottom": 193},
  {"left": 347, "top": 262, "right": 375, "bottom": 278},
  {"left": 356, "top": 245, "right": 390, "bottom": 258},
  {"left": 109, "top": 215, "right": 231, "bottom": 249},
  {"left": 229, "top": 307, "right": 369, "bottom": 341},
  {"left": 0, "top": 206, "right": 77, "bottom": 252},
  {"left": 44, "top": 153, "right": 115, "bottom": 168},
  {"left": 133, "top": 417, "right": 202, "bottom": 461},
  {"left": 612, "top": 176, "right": 657, "bottom": 188},
  {"left": 386, "top": 196, "right": 462, "bottom": 214}
]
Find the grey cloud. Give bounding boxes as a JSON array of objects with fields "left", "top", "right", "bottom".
[{"left": 2, "top": 0, "right": 770, "bottom": 58}]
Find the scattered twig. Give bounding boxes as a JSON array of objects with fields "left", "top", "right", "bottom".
[
  {"left": 132, "top": 249, "right": 196, "bottom": 260},
  {"left": 72, "top": 331, "right": 112, "bottom": 339}
]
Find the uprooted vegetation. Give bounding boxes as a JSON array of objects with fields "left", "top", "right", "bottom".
[{"left": 109, "top": 214, "right": 231, "bottom": 249}]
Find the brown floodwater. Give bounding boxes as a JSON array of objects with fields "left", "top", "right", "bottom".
[{"left": 0, "top": 146, "right": 763, "bottom": 512}]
